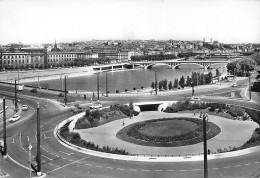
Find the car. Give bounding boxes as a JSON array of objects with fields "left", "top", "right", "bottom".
[
  {"left": 73, "top": 107, "right": 83, "bottom": 113},
  {"left": 9, "top": 115, "right": 21, "bottom": 123},
  {"left": 22, "top": 105, "right": 28, "bottom": 111},
  {"left": 90, "top": 104, "right": 102, "bottom": 109},
  {"left": 191, "top": 97, "right": 201, "bottom": 101},
  {"left": 232, "top": 83, "right": 237, "bottom": 87},
  {"left": 30, "top": 88, "right": 37, "bottom": 93}
]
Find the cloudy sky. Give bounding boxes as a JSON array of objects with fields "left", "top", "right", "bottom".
[{"left": 0, "top": 0, "right": 259, "bottom": 44}]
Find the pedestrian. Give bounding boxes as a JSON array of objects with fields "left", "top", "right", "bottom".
[
  {"left": 122, "top": 120, "right": 125, "bottom": 126},
  {"left": 193, "top": 111, "right": 196, "bottom": 116}
]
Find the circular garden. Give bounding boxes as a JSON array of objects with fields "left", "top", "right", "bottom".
[{"left": 116, "top": 117, "right": 221, "bottom": 147}]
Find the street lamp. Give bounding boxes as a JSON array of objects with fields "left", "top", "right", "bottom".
[
  {"left": 28, "top": 143, "right": 32, "bottom": 178},
  {"left": 203, "top": 113, "right": 208, "bottom": 178}
]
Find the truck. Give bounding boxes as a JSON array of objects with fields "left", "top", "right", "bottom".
[{"left": 16, "top": 85, "right": 24, "bottom": 91}]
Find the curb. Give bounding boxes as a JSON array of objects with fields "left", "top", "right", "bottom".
[{"left": 7, "top": 154, "right": 46, "bottom": 178}]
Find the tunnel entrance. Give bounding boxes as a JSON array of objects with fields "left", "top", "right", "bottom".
[{"left": 138, "top": 104, "right": 161, "bottom": 112}]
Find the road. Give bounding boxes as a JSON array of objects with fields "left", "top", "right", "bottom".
[{"left": 0, "top": 82, "right": 260, "bottom": 178}]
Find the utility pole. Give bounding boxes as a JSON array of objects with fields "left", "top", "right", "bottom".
[
  {"left": 37, "top": 73, "right": 40, "bottom": 88},
  {"left": 64, "top": 76, "right": 67, "bottom": 106},
  {"left": 155, "top": 71, "right": 157, "bottom": 95},
  {"left": 97, "top": 72, "right": 100, "bottom": 100},
  {"left": 203, "top": 114, "right": 208, "bottom": 178},
  {"left": 249, "top": 76, "right": 251, "bottom": 101},
  {"left": 28, "top": 144, "right": 32, "bottom": 178},
  {"left": 36, "top": 103, "right": 41, "bottom": 176},
  {"left": 14, "top": 79, "right": 18, "bottom": 112},
  {"left": 106, "top": 72, "right": 108, "bottom": 97},
  {"left": 3, "top": 97, "right": 7, "bottom": 157}
]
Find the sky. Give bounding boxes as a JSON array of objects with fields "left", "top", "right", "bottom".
[{"left": 0, "top": 0, "right": 260, "bottom": 44}]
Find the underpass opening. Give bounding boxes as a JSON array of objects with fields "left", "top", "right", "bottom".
[{"left": 138, "top": 104, "right": 161, "bottom": 112}]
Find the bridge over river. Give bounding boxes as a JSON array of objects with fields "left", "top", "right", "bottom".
[{"left": 93, "top": 59, "right": 230, "bottom": 72}]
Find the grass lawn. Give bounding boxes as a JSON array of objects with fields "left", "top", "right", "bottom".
[
  {"left": 139, "top": 120, "right": 198, "bottom": 137},
  {"left": 116, "top": 117, "right": 221, "bottom": 147}
]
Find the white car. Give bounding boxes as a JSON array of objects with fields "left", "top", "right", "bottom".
[
  {"left": 9, "top": 115, "right": 21, "bottom": 123},
  {"left": 22, "top": 105, "right": 28, "bottom": 111},
  {"left": 191, "top": 97, "right": 201, "bottom": 101},
  {"left": 90, "top": 104, "right": 102, "bottom": 109},
  {"left": 232, "top": 83, "right": 237, "bottom": 87}
]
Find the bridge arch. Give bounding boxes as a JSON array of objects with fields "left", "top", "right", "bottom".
[{"left": 173, "top": 63, "right": 204, "bottom": 69}]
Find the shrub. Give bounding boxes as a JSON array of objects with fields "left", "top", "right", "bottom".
[{"left": 227, "top": 106, "right": 245, "bottom": 117}]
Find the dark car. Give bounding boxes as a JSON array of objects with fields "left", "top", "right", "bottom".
[{"left": 30, "top": 88, "right": 37, "bottom": 93}]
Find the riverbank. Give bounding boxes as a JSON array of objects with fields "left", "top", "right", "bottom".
[{"left": 0, "top": 66, "right": 99, "bottom": 84}]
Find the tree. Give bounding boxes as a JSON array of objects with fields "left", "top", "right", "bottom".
[
  {"left": 173, "top": 78, "right": 178, "bottom": 88},
  {"left": 179, "top": 75, "right": 185, "bottom": 88},
  {"left": 151, "top": 82, "right": 155, "bottom": 89},
  {"left": 239, "top": 58, "right": 256, "bottom": 73},
  {"left": 204, "top": 72, "right": 213, "bottom": 84},
  {"left": 186, "top": 76, "right": 192, "bottom": 87},
  {"left": 168, "top": 81, "right": 173, "bottom": 90},
  {"left": 158, "top": 80, "right": 163, "bottom": 90},
  {"left": 227, "top": 61, "right": 240, "bottom": 75},
  {"left": 191, "top": 72, "right": 198, "bottom": 86},
  {"left": 200, "top": 73, "right": 205, "bottom": 85},
  {"left": 163, "top": 79, "right": 168, "bottom": 90},
  {"left": 216, "top": 68, "right": 220, "bottom": 77}
]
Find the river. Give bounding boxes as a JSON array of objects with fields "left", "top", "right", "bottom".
[{"left": 27, "top": 63, "right": 226, "bottom": 93}]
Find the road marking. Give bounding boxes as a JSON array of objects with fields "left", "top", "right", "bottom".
[
  {"left": 190, "top": 169, "right": 202, "bottom": 171},
  {"left": 42, "top": 155, "right": 53, "bottom": 160},
  {"left": 223, "top": 166, "right": 230, "bottom": 169},
  {"left": 117, "top": 168, "right": 124, "bottom": 171},
  {"left": 85, "top": 164, "right": 92, "bottom": 166},
  {"left": 255, "top": 161, "right": 260, "bottom": 164},
  {"left": 179, "top": 170, "right": 188, "bottom": 172},
  {"left": 106, "top": 167, "right": 113, "bottom": 169},
  {"left": 96, "top": 165, "right": 103, "bottom": 168},
  {"left": 12, "top": 138, "right": 14, "bottom": 143},
  {"left": 46, "top": 157, "right": 88, "bottom": 174},
  {"left": 212, "top": 168, "right": 219, "bottom": 170},
  {"left": 59, "top": 151, "right": 74, "bottom": 155},
  {"left": 129, "top": 169, "right": 137, "bottom": 171}
]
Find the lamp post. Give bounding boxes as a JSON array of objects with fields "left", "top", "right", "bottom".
[
  {"left": 3, "top": 97, "right": 7, "bottom": 157},
  {"left": 248, "top": 76, "right": 251, "bottom": 101},
  {"left": 106, "top": 72, "right": 108, "bottom": 97},
  {"left": 28, "top": 144, "right": 32, "bottom": 178},
  {"left": 36, "top": 103, "right": 41, "bottom": 176},
  {"left": 97, "top": 72, "right": 100, "bottom": 101},
  {"left": 64, "top": 76, "right": 67, "bottom": 106},
  {"left": 203, "top": 113, "right": 208, "bottom": 178},
  {"left": 155, "top": 71, "right": 158, "bottom": 95}
]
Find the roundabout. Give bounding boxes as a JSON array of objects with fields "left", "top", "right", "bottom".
[{"left": 69, "top": 111, "right": 258, "bottom": 157}]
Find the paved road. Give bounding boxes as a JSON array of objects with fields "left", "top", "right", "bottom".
[{"left": 0, "top": 83, "right": 260, "bottom": 178}]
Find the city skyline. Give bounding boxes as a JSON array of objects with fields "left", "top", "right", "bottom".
[{"left": 0, "top": 0, "right": 260, "bottom": 45}]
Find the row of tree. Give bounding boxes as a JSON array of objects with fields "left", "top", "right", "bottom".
[
  {"left": 227, "top": 52, "right": 260, "bottom": 76},
  {"left": 151, "top": 72, "right": 213, "bottom": 90}
]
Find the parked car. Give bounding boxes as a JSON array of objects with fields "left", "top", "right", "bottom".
[
  {"left": 90, "top": 104, "right": 102, "bottom": 109},
  {"left": 73, "top": 107, "right": 83, "bottom": 113},
  {"left": 9, "top": 115, "right": 21, "bottom": 123},
  {"left": 191, "top": 97, "right": 201, "bottom": 101},
  {"left": 30, "top": 88, "right": 37, "bottom": 93},
  {"left": 232, "top": 83, "right": 237, "bottom": 87},
  {"left": 16, "top": 85, "right": 24, "bottom": 91},
  {"left": 22, "top": 105, "right": 28, "bottom": 111}
]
